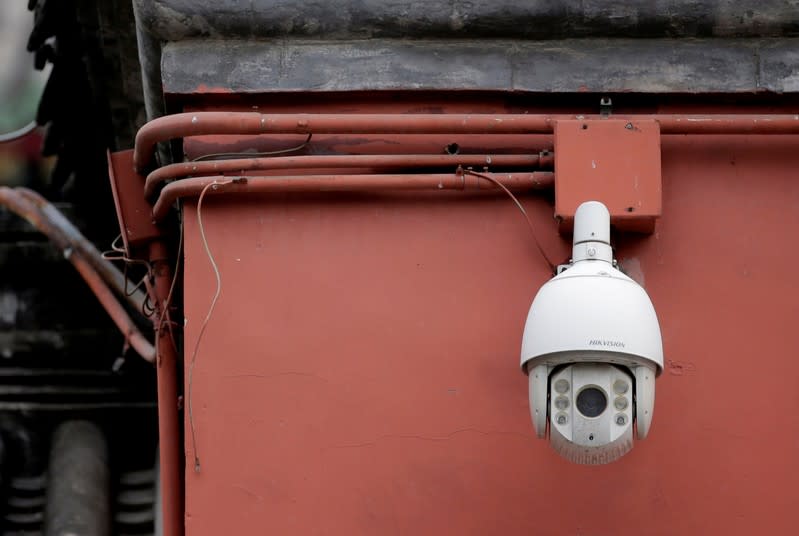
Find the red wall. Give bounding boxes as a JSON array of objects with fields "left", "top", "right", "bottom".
[{"left": 181, "top": 133, "right": 799, "bottom": 535}]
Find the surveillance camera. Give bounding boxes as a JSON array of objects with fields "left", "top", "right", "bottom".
[{"left": 520, "top": 201, "right": 663, "bottom": 464}]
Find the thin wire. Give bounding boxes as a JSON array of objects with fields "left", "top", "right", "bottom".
[
  {"left": 110, "top": 234, "right": 126, "bottom": 253},
  {"left": 101, "top": 249, "right": 153, "bottom": 269},
  {"left": 187, "top": 179, "right": 231, "bottom": 472},
  {"left": 190, "top": 133, "right": 312, "bottom": 162},
  {"left": 462, "top": 168, "right": 556, "bottom": 273},
  {"left": 100, "top": 247, "right": 153, "bottom": 301},
  {"left": 0, "top": 121, "right": 37, "bottom": 143},
  {"left": 142, "top": 292, "right": 156, "bottom": 318},
  {"left": 123, "top": 271, "right": 150, "bottom": 298}
]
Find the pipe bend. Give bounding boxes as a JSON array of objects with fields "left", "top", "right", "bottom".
[{"left": 150, "top": 171, "right": 555, "bottom": 221}]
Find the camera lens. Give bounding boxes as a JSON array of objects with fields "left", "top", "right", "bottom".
[
  {"left": 613, "top": 379, "right": 629, "bottom": 395},
  {"left": 576, "top": 387, "right": 607, "bottom": 418},
  {"left": 554, "top": 379, "right": 570, "bottom": 394},
  {"left": 554, "top": 396, "right": 569, "bottom": 410}
]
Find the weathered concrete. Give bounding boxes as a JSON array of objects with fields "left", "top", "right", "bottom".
[
  {"left": 135, "top": 1, "right": 799, "bottom": 40},
  {"left": 134, "top": 0, "right": 799, "bottom": 122},
  {"left": 162, "top": 38, "right": 799, "bottom": 95},
  {"left": 759, "top": 40, "right": 799, "bottom": 92}
]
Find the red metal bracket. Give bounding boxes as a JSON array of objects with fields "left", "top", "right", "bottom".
[{"left": 107, "top": 149, "right": 164, "bottom": 256}]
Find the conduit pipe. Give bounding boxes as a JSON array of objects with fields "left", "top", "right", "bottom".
[
  {"left": 0, "top": 187, "right": 156, "bottom": 363},
  {"left": 15, "top": 188, "right": 148, "bottom": 313},
  {"left": 144, "top": 153, "right": 553, "bottom": 199},
  {"left": 133, "top": 112, "right": 799, "bottom": 170},
  {"left": 151, "top": 171, "right": 555, "bottom": 221},
  {"left": 133, "top": 112, "right": 555, "bottom": 169},
  {"left": 147, "top": 241, "right": 182, "bottom": 536}
]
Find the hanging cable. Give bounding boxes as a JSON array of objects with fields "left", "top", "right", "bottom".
[
  {"left": 190, "top": 133, "right": 312, "bottom": 162},
  {"left": 187, "top": 179, "right": 232, "bottom": 472},
  {"left": 461, "top": 167, "right": 556, "bottom": 273}
]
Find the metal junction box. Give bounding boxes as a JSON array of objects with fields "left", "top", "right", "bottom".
[{"left": 554, "top": 119, "right": 662, "bottom": 233}]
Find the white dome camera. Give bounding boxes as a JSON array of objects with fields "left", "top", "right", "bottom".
[{"left": 520, "top": 201, "right": 663, "bottom": 464}]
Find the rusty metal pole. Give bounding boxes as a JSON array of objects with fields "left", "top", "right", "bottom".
[
  {"left": 149, "top": 240, "right": 183, "bottom": 536},
  {"left": 15, "top": 187, "right": 148, "bottom": 314},
  {"left": 0, "top": 187, "right": 155, "bottom": 362}
]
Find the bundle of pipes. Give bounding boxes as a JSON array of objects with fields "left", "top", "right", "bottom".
[
  {"left": 145, "top": 152, "right": 556, "bottom": 220},
  {"left": 133, "top": 112, "right": 799, "bottom": 222},
  {"left": 143, "top": 153, "right": 554, "bottom": 199},
  {"left": 133, "top": 112, "right": 799, "bottom": 171}
]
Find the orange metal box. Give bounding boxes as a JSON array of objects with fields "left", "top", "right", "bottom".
[{"left": 555, "top": 119, "right": 662, "bottom": 233}]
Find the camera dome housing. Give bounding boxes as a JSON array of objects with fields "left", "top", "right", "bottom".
[{"left": 520, "top": 201, "right": 663, "bottom": 464}]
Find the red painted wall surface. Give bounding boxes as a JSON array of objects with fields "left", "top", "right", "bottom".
[{"left": 181, "top": 133, "right": 799, "bottom": 535}]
